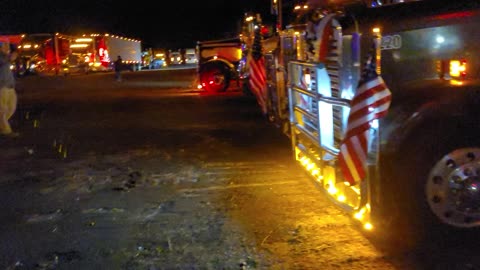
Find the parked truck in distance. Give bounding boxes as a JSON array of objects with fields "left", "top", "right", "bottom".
[
  {"left": 184, "top": 48, "right": 198, "bottom": 64},
  {"left": 4, "top": 33, "right": 73, "bottom": 76},
  {"left": 196, "top": 38, "right": 242, "bottom": 92},
  {"left": 169, "top": 50, "right": 183, "bottom": 65},
  {"left": 68, "top": 34, "right": 142, "bottom": 73},
  {"left": 142, "top": 48, "right": 168, "bottom": 69}
]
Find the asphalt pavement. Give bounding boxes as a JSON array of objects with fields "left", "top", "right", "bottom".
[{"left": 0, "top": 70, "right": 473, "bottom": 269}]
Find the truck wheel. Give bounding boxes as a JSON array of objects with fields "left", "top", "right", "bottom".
[
  {"left": 200, "top": 66, "right": 230, "bottom": 92},
  {"left": 390, "top": 124, "right": 480, "bottom": 249}
]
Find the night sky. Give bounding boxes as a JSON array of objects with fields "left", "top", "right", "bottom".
[{"left": 0, "top": 0, "right": 275, "bottom": 49}]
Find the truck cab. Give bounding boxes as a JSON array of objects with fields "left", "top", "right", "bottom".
[
  {"left": 169, "top": 50, "right": 183, "bottom": 65},
  {"left": 252, "top": 0, "right": 480, "bottom": 248},
  {"left": 184, "top": 48, "right": 198, "bottom": 64}
]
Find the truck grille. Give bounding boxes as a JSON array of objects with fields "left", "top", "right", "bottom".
[{"left": 326, "top": 35, "right": 345, "bottom": 150}]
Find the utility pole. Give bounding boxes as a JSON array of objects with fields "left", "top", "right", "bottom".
[
  {"left": 54, "top": 33, "right": 60, "bottom": 75},
  {"left": 272, "top": 0, "right": 282, "bottom": 32},
  {"left": 278, "top": 0, "right": 283, "bottom": 31}
]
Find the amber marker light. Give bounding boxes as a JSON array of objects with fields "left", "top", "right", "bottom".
[
  {"left": 449, "top": 59, "right": 467, "bottom": 78},
  {"left": 364, "top": 223, "right": 373, "bottom": 231}
]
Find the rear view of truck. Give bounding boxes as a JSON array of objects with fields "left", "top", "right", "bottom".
[
  {"left": 103, "top": 35, "right": 142, "bottom": 71},
  {"left": 196, "top": 38, "right": 242, "bottom": 92},
  {"left": 69, "top": 34, "right": 142, "bottom": 73}
]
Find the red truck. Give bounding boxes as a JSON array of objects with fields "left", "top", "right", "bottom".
[{"left": 0, "top": 33, "right": 72, "bottom": 76}]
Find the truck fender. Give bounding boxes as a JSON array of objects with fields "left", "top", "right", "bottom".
[
  {"left": 379, "top": 81, "right": 480, "bottom": 159},
  {"left": 199, "top": 58, "right": 236, "bottom": 75}
]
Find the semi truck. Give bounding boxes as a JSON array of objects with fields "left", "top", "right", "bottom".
[
  {"left": 184, "top": 48, "right": 198, "bottom": 64},
  {"left": 169, "top": 50, "right": 183, "bottom": 65},
  {"left": 68, "top": 34, "right": 142, "bottom": 73},
  {"left": 196, "top": 37, "right": 243, "bottom": 92},
  {"left": 142, "top": 48, "right": 168, "bottom": 69},
  {"left": 243, "top": 0, "right": 480, "bottom": 248},
  {"left": 1, "top": 33, "right": 73, "bottom": 76}
]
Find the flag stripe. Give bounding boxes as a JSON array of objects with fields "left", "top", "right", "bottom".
[
  {"left": 339, "top": 143, "right": 357, "bottom": 183},
  {"left": 339, "top": 132, "right": 368, "bottom": 185},
  {"left": 346, "top": 95, "right": 392, "bottom": 135},
  {"left": 353, "top": 77, "right": 386, "bottom": 98},
  {"left": 349, "top": 135, "right": 367, "bottom": 177},
  {"left": 350, "top": 85, "right": 391, "bottom": 113}
]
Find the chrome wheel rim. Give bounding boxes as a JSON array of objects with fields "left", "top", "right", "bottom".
[{"left": 426, "top": 148, "right": 480, "bottom": 228}]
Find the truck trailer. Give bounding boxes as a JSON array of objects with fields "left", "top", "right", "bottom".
[
  {"left": 69, "top": 34, "right": 142, "bottom": 73},
  {"left": 242, "top": 0, "right": 480, "bottom": 249}
]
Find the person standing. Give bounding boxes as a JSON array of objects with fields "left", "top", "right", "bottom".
[
  {"left": 0, "top": 41, "right": 19, "bottom": 137},
  {"left": 114, "top": 55, "right": 123, "bottom": 82}
]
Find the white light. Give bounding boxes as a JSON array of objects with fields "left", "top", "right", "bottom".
[
  {"left": 75, "top": 38, "right": 93, "bottom": 42},
  {"left": 70, "top": 44, "right": 89, "bottom": 48},
  {"left": 436, "top": 35, "right": 445, "bottom": 44},
  {"left": 370, "top": 119, "right": 379, "bottom": 129}
]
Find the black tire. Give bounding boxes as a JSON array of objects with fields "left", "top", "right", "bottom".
[
  {"left": 384, "top": 121, "right": 480, "bottom": 250},
  {"left": 199, "top": 64, "right": 230, "bottom": 92}
]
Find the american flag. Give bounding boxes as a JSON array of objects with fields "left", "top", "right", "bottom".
[
  {"left": 248, "top": 53, "right": 267, "bottom": 114},
  {"left": 248, "top": 23, "right": 268, "bottom": 115},
  {"left": 338, "top": 41, "right": 392, "bottom": 186}
]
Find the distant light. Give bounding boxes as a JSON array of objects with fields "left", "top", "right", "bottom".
[
  {"left": 70, "top": 44, "right": 89, "bottom": 48},
  {"left": 436, "top": 35, "right": 445, "bottom": 44},
  {"left": 75, "top": 38, "right": 93, "bottom": 42}
]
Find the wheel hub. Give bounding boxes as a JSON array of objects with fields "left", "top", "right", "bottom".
[
  {"left": 426, "top": 148, "right": 480, "bottom": 227},
  {"left": 212, "top": 74, "right": 225, "bottom": 85},
  {"left": 455, "top": 176, "right": 480, "bottom": 212}
]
